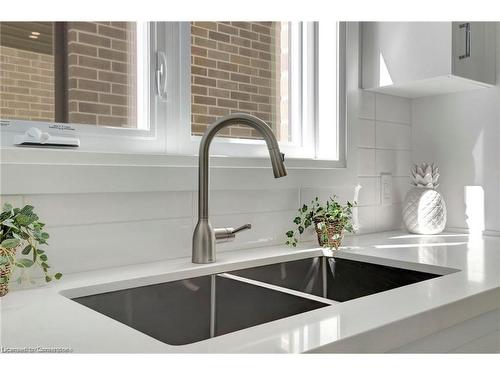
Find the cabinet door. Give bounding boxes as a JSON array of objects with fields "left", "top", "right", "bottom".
[
  {"left": 452, "top": 22, "right": 496, "bottom": 85},
  {"left": 362, "top": 22, "right": 451, "bottom": 90}
]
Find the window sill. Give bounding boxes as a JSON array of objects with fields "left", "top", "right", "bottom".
[
  {"left": 0, "top": 147, "right": 346, "bottom": 195},
  {"left": 1, "top": 147, "right": 346, "bottom": 169}
]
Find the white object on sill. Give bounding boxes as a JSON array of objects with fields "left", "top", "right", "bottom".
[{"left": 14, "top": 127, "right": 80, "bottom": 148}]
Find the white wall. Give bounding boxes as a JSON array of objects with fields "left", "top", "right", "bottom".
[
  {"left": 412, "top": 24, "right": 500, "bottom": 233},
  {"left": 0, "top": 23, "right": 413, "bottom": 275}
]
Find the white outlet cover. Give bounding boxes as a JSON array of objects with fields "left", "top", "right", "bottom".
[{"left": 381, "top": 173, "right": 393, "bottom": 206}]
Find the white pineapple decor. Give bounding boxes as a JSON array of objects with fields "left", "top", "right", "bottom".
[{"left": 402, "top": 162, "right": 447, "bottom": 234}]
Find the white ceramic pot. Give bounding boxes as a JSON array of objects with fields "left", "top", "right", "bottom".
[{"left": 402, "top": 187, "right": 447, "bottom": 234}]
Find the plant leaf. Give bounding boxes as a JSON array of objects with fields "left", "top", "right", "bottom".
[
  {"left": 45, "top": 276, "right": 52, "bottom": 282},
  {"left": 54, "top": 273, "right": 62, "bottom": 280},
  {"left": 16, "top": 258, "right": 34, "bottom": 268},
  {"left": 21, "top": 244, "right": 32, "bottom": 255},
  {"left": 19, "top": 205, "right": 34, "bottom": 215},
  {"left": 14, "top": 214, "right": 31, "bottom": 226},
  {"left": 1, "top": 238, "right": 20, "bottom": 249},
  {"left": 0, "top": 255, "right": 9, "bottom": 266},
  {"left": 1, "top": 219, "right": 16, "bottom": 229}
]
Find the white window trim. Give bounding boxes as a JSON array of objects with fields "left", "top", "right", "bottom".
[{"left": 0, "top": 21, "right": 347, "bottom": 170}]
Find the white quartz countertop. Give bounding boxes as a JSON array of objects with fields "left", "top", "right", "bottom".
[{"left": 1, "top": 230, "right": 500, "bottom": 353}]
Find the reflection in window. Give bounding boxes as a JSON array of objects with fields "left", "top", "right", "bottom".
[{"left": 0, "top": 22, "right": 138, "bottom": 128}]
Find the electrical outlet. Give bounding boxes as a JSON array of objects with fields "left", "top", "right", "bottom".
[{"left": 381, "top": 173, "right": 392, "bottom": 206}]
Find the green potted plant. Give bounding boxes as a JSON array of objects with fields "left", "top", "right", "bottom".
[
  {"left": 285, "top": 196, "right": 356, "bottom": 250},
  {"left": 0, "top": 203, "right": 61, "bottom": 297}
]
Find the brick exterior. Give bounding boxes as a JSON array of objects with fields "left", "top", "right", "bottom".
[
  {"left": 0, "top": 22, "right": 136, "bottom": 128},
  {"left": 190, "top": 22, "right": 288, "bottom": 140},
  {"left": 2, "top": 21, "right": 287, "bottom": 136},
  {"left": 0, "top": 46, "right": 55, "bottom": 121},
  {"left": 67, "top": 22, "right": 137, "bottom": 127}
]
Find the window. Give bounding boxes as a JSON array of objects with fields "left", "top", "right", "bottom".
[
  {"left": 1, "top": 21, "right": 346, "bottom": 165},
  {"left": 0, "top": 22, "right": 139, "bottom": 128},
  {"left": 0, "top": 21, "right": 155, "bottom": 153}
]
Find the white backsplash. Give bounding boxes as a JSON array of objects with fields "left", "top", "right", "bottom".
[{"left": 355, "top": 91, "right": 412, "bottom": 233}]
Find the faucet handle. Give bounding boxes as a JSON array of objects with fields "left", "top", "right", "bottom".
[
  {"left": 214, "top": 224, "right": 252, "bottom": 243},
  {"left": 232, "top": 223, "right": 252, "bottom": 234}
]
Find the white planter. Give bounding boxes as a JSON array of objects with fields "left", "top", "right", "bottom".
[{"left": 402, "top": 187, "right": 447, "bottom": 234}]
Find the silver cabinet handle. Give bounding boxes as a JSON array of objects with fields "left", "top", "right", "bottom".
[
  {"left": 156, "top": 51, "right": 168, "bottom": 101},
  {"left": 459, "top": 22, "right": 471, "bottom": 60}
]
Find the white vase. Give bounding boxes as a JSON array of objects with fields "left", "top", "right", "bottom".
[{"left": 402, "top": 187, "right": 447, "bottom": 234}]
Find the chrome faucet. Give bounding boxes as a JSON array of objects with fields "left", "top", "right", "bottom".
[{"left": 192, "top": 113, "right": 287, "bottom": 264}]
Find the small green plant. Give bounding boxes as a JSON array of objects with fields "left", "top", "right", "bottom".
[
  {"left": 285, "top": 196, "right": 356, "bottom": 249},
  {"left": 0, "top": 203, "right": 61, "bottom": 294}
]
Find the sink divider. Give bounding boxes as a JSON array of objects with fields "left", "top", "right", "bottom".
[
  {"left": 217, "top": 273, "right": 338, "bottom": 306},
  {"left": 210, "top": 274, "right": 216, "bottom": 338},
  {"left": 322, "top": 257, "right": 328, "bottom": 298}
]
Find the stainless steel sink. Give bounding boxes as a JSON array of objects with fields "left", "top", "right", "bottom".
[
  {"left": 230, "top": 256, "right": 442, "bottom": 302},
  {"left": 71, "top": 273, "right": 329, "bottom": 346},
  {"left": 69, "top": 255, "right": 442, "bottom": 346}
]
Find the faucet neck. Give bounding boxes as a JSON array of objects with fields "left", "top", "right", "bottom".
[{"left": 197, "top": 113, "right": 286, "bottom": 220}]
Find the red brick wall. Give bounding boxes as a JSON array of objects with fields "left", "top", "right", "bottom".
[
  {"left": 67, "top": 22, "right": 137, "bottom": 127},
  {"left": 0, "top": 46, "right": 55, "bottom": 121},
  {"left": 190, "top": 22, "right": 287, "bottom": 139}
]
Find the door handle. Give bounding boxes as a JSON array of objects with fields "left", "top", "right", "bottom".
[{"left": 459, "top": 22, "right": 471, "bottom": 60}]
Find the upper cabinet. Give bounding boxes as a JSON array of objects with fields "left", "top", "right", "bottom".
[{"left": 361, "top": 22, "right": 496, "bottom": 98}]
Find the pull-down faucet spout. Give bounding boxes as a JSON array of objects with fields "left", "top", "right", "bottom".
[{"left": 192, "top": 113, "right": 287, "bottom": 264}]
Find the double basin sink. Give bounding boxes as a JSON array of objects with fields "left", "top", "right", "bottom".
[{"left": 68, "top": 255, "right": 442, "bottom": 346}]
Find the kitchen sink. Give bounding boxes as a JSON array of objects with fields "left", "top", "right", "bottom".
[
  {"left": 230, "top": 256, "right": 441, "bottom": 302},
  {"left": 71, "top": 273, "right": 329, "bottom": 346},
  {"left": 69, "top": 255, "right": 442, "bottom": 346}
]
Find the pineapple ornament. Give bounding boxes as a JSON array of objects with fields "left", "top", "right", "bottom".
[{"left": 402, "top": 162, "right": 447, "bottom": 234}]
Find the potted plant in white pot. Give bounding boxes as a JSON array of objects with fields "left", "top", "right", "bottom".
[{"left": 0, "top": 203, "right": 62, "bottom": 296}]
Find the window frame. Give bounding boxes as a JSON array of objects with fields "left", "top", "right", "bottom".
[
  {"left": 161, "top": 21, "right": 346, "bottom": 163},
  {"left": 0, "top": 21, "right": 347, "bottom": 168},
  {"left": 160, "top": 21, "right": 346, "bottom": 164}
]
